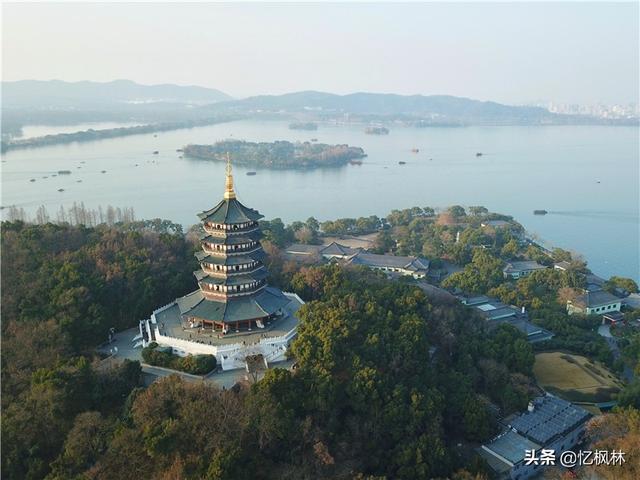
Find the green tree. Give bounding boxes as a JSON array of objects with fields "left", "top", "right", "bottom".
[
  {"left": 605, "top": 276, "right": 639, "bottom": 294},
  {"left": 448, "top": 205, "right": 466, "bottom": 218},
  {"left": 468, "top": 206, "right": 489, "bottom": 216}
]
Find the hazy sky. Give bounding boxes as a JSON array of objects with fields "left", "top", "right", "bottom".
[{"left": 3, "top": 2, "right": 638, "bottom": 104}]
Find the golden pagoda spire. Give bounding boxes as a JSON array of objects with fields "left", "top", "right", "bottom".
[{"left": 223, "top": 152, "right": 236, "bottom": 199}]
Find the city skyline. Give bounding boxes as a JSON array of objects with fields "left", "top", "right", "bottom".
[{"left": 3, "top": 2, "right": 638, "bottom": 105}]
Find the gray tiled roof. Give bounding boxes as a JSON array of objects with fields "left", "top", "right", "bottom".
[
  {"left": 572, "top": 290, "right": 620, "bottom": 309},
  {"left": 319, "top": 242, "right": 360, "bottom": 256},
  {"left": 181, "top": 287, "right": 290, "bottom": 322},
  {"left": 503, "top": 261, "right": 547, "bottom": 274},
  {"left": 200, "top": 230, "right": 261, "bottom": 245},
  {"left": 348, "top": 252, "right": 430, "bottom": 271},
  {"left": 480, "top": 305, "right": 519, "bottom": 321},
  {"left": 196, "top": 267, "right": 268, "bottom": 286}
]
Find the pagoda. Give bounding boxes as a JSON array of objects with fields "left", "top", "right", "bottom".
[{"left": 179, "top": 157, "right": 291, "bottom": 333}]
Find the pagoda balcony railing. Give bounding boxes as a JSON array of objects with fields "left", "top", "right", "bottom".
[
  {"left": 203, "top": 221, "right": 259, "bottom": 232},
  {"left": 201, "top": 282, "right": 267, "bottom": 299},
  {"left": 201, "top": 263, "right": 263, "bottom": 276},
  {"left": 202, "top": 244, "right": 262, "bottom": 256}
]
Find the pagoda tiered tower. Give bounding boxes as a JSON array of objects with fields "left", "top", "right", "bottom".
[{"left": 179, "top": 158, "right": 290, "bottom": 333}]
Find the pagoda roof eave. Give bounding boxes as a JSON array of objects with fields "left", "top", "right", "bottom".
[
  {"left": 196, "top": 268, "right": 268, "bottom": 286},
  {"left": 198, "top": 198, "right": 264, "bottom": 224},
  {"left": 179, "top": 287, "right": 290, "bottom": 323},
  {"left": 195, "top": 250, "right": 265, "bottom": 265}
]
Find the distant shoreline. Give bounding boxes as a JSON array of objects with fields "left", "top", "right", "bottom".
[{"left": 0, "top": 116, "right": 240, "bottom": 153}]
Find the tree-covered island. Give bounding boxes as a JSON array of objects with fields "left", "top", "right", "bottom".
[{"left": 183, "top": 139, "right": 366, "bottom": 168}]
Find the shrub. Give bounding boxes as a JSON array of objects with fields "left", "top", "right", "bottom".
[{"left": 141, "top": 344, "right": 216, "bottom": 374}]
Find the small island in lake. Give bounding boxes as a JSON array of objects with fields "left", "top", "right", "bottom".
[
  {"left": 183, "top": 139, "right": 366, "bottom": 168},
  {"left": 365, "top": 126, "right": 389, "bottom": 135},
  {"left": 288, "top": 122, "right": 318, "bottom": 131}
]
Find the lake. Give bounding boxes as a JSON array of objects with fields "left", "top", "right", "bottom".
[{"left": 2, "top": 120, "right": 638, "bottom": 281}]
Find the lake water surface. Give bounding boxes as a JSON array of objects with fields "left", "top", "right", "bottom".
[{"left": 2, "top": 120, "right": 638, "bottom": 280}]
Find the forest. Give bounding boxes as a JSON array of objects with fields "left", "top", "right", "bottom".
[
  {"left": 2, "top": 219, "right": 532, "bottom": 479},
  {"left": 1, "top": 212, "right": 638, "bottom": 479}
]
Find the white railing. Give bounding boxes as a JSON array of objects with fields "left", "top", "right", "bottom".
[{"left": 152, "top": 302, "right": 175, "bottom": 315}]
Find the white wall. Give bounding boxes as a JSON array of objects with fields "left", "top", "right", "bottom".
[{"left": 145, "top": 292, "right": 303, "bottom": 371}]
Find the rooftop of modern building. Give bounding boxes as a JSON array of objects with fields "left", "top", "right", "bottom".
[
  {"left": 479, "top": 305, "right": 520, "bottom": 320},
  {"left": 458, "top": 294, "right": 492, "bottom": 306},
  {"left": 481, "top": 429, "right": 541, "bottom": 467},
  {"left": 493, "top": 316, "right": 555, "bottom": 343},
  {"left": 509, "top": 395, "right": 591, "bottom": 445}
]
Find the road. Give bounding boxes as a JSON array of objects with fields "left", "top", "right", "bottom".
[{"left": 597, "top": 324, "right": 634, "bottom": 383}]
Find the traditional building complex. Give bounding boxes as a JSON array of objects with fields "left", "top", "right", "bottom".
[
  {"left": 285, "top": 242, "right": 430, "bottom": 278},
  {"left": 141, "top": 159, "right": 302, "bottom": 370}
]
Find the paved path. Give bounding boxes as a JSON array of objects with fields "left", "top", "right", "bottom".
[{"left": 597, "top": 324, "right": 634, "bottom": 383}]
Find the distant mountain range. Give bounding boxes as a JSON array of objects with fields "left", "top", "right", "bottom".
[
  {"left": 2, "top": 79, "right": 232, "bottom": 109},
  {"left": 206, "top": 91, "right": 594, "bottom": 125},
  {"left": 2, "top": 81, "right": 633, "bottom": 129}
]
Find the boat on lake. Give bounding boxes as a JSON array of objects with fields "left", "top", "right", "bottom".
[
  {"left": 411, "top": 148, "right": 419, "bottom": 153},
  {"left": 399, "top": 161, "right": 407, "bottom": 165},
  {"left": 476, "top": 152, "right": 483, "bottom": 157},
  {"left": 153, "top": 151, "right": 159, "bottom": 155},
  {"left": 349, "top": 160, "right": 363, "bottom": 165},
  {"left": 246, "top": 171, "right": 257, "bottom": 176},
  {"left": 533, "top": 210, "right": 548, "bottom": 215},
  {"left": 57, "top": 188, "right": 65, "bottom": 192},
  {"left": 57, "top": 170, "right": 71, "bottom": 174}
]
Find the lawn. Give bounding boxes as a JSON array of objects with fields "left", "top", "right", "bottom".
[{"left": 533, "top": 351, "right": 623, "bottom": 403}]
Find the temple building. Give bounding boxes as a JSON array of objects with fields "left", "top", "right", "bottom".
[{"left": 140, "top": 159, "right": 302, "bottom": 370}]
